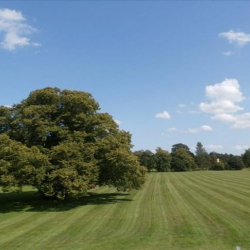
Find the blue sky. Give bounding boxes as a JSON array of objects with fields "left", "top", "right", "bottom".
[{"left": 1, "top": 1, "right": 250, "bottom": 154}]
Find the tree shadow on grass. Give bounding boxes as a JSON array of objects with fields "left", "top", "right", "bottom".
[{"left": 0, "top": 191, "right": 132, "bottom": 214}]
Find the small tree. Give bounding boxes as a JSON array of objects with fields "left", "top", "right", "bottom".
[
  {"left": 227, "top": 155, "right": 245, "bottom": 170},
  {"left": 134, "top": 150, "right": 156, "bottom": 172},
  {"left": 242, "top": 149, "right": 250, "bottom": 168},
  {"left": 171, "top": 148, "right": 197, "bottom": 171},
  {"left": 154, "top": 147, "right": 171, "bottom": 172},
  {"left": 195, "top": 142, "right": 211, "bottom": 170}
]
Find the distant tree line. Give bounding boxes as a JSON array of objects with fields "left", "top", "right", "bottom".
[{"left": 134, "top": 142, "right": 248, "bottom": 172}]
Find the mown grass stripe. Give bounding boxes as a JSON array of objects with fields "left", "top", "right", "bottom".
[
  {"left": 176, "top": 173, "right": 250, "bottom": 248},
  {"left": 1, "top": 171, "right": 250, "bottom": 249}
]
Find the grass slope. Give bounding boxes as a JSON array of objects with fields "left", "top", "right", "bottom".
[{"left": 1, "top": 170, "right": 250, "bottom": 249}]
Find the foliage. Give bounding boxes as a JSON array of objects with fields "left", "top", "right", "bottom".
[
  {"left": 210, "top": 162, "right": 225, "bottom": 171},
  {"left": 209, "top": 152, "right": 245, "bottom": 171},
  {"left": 154, "top": 147, "right": 171, "bottom": 172},
  {"left": 38, "top": 141, "right": 98, "bottom": 199},
  {"left": 195, "top": 142, "right": 211, "bottom": 170},
  {"left": 171, "top": 148, "right": 197, "bottom": 171},
  {"left": 134, "top": 150, "right": 156, "bottom": 172},
  {"left": 195, "top": 142, "right": 206, "bottom": 155},
  {"left": 242, "top": 149, "right": 250, "bottom": 168},
  {"left": 0, "top": 88, "right": 145, "bottom": 199},
  {"left": 171, "top": 143, "right": 190, "bottom": 154},
  {"left": 0, "top": 134, "right": 50, "bottom": 192},
  {"left": 99, "top": 149, "right": 147, "bottom": 191},
  {"left": 227, "top": 155, "right": 245, "bottom": 170},
  {"left": 209, "top": 152, "right": 231, "bottom": 164}
]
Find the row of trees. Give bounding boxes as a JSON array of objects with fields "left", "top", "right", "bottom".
[
  {"left": 0, "top": 88, "right": 146, "bottom": 199},
  {"left": 134, "top": 142, "right": 247, "bottom": 172}
]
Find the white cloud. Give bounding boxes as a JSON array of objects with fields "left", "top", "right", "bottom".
[
  {"left": 200, "top": 79, "right": 244, "bottom": 114},
  {"left": 211, "top": 113, "right": 237, "bottom": 123},
  {"left": 0, "top": 8, "right": 24, "bottom": 21},
  {"left": 204, "top": 79, "right": 244, "bottom": 103},
  {"left": 165, "top": 125, "right": 213, "bottom": 134},
  {"left": 114, "top": 120, "right": 122, "bottom": 125},
  {"left": 200, "top": 79, "right": 250, "bottom": 129},
  {"left": 0, "top": 8, "right": 40, "bottom": 51},
  {"left": 231, "top": 113, "right": 250, "bottom": 129},
  {"left": 155, "top": 111, "right": 171, "bottom": 119},
  {"left": 211, "top": 113, "right": 250, "bottom": 129},
  {"left": 219, "top": 30, "right": 250, "bottom": 46},
  {"left": 205, "top": 144, "right": 224, "bottom": 150},
  {"left": 178, "top": 104, "right": 186, "bottom": 108},
  {"left": 233, "top": 145, "right": 249, "bottom": 151},
  {"left": 186, "top": 125, "right": 213, "bottom": 134},
  {"left": 201, "top": 125, "right": 213, "bottom": 131},
  {"left": 200, "top": 100, "right": 243, "bottom": 114},
  {"left": 223, "top": 51, "right": 234, "bottom": 56},
  {"left": 166, "top": 127, "right": 177, "bottom": 132}
]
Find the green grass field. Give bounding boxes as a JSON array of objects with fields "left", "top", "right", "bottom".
[{"left": 1, "top": 170, "right": 250, "bottom": 250}]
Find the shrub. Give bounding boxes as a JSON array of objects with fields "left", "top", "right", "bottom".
[{"left": 210, "top": 162, "right": 225, "bottom": 171}]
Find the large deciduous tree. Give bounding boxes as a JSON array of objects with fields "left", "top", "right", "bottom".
[{"left": 0, "top": 88, "right": 146, "bottom": 199}]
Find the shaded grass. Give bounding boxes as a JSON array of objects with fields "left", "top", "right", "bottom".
[
  {"left": 0, "top": 187, "right": 131, "bottom": 213},
  {"left": 1, "top": 170, "right": 250, "bottom": 249}
]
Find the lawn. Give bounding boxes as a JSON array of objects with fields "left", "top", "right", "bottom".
[{"left": 1, "top": 170, "right": 250, "bottom": 249}]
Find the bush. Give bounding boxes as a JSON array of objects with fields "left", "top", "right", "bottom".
[
  {"left": 210, "top": 162, "right": 225, "bottom": 171},
  {"left": 227, "top": 156, "right": 245, "bottom": 170}
]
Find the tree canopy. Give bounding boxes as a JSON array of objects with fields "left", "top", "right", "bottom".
[
  {"left": 134, "top": 150, "right": 156, "bottom": 172},
  {"left": 171, "top": 143, "right": 190, "bottom": 154},
  {"left": 154, "top": 147, "right": 171, "bottom": 172},
  {"left": 0, "top": 88, "right": 146, "bottom": 199},
  {"left": 195, "top": 142, "right": 211, "bottom": 170},
  {"left": 0, "top": 134, "right": 49, "bottom": 192},
  {"left": 227, "top": 155, "right": 245, "bottom": 170},
  {"left": 242, "top": 149, "right": 250, "bottom": 168},
  {"left": 171, "top": 148, "right": 197, "bottom": 171}
]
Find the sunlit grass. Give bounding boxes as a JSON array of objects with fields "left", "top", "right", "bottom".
[{"left": 1, "top": 170, "right": 250, "bottom": 249}]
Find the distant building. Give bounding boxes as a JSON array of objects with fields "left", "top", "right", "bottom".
[{"left": 216, "top": 158, "right": 220, "bottom": 163}]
